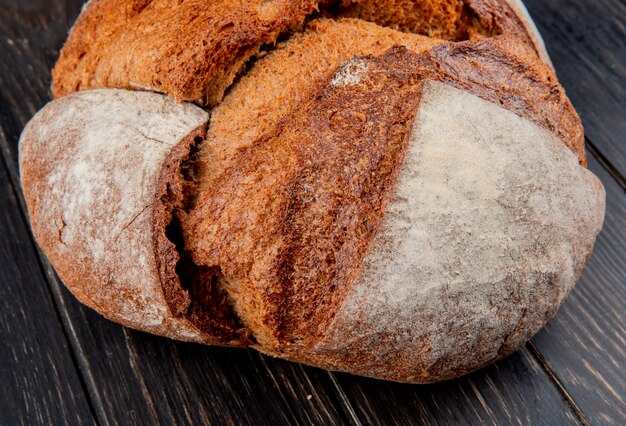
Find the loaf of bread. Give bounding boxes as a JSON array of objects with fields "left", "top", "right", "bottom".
[{"left": 19, "top": 0, "right": 605, "bottom": 383}]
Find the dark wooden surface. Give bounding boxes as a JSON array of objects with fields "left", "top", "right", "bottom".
[{"left": 0, "top": 1, "right": 624, "bottom": 424}]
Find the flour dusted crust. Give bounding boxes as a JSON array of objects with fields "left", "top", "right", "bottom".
[
  {"left": 310, "top": 81, "right": 604, "bottom": 382},
  {"left": 19, "top": 89, "right": 217, "bottom": 343},
  {"left": 20, "top": 0, "right": 607, "bottom": 383}
]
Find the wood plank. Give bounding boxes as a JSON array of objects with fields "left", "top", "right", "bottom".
[
  {"left": 0, "top": 1, "right": 78, "bottom": 168},
  {"left": 0, "top": 144, "right": 95, "bottom": 425},
  {"left": 42, "top": 292, "right": 361, "bottom": 425},
  {"left": 529, "top": 154, "right": 626, "bottom": 424},
  {"left": 525, "top": 0, "right": 626, "bottom": 179},
  {"left": 333, "top": 346, "right": 581, "bottom": 425}
]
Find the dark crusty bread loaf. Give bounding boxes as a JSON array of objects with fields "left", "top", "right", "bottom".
[
  {"left": 176, "top": 45, "right": 603, "bottom": 381},
  {"left": 20, "top": 0, "right": 605, "bottom": 383}
]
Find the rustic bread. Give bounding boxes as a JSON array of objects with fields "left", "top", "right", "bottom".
[
  {"left": 20, "top": 0, "right": 605, "bottom": 383},
  {"left": 176, "top": 46, "right": 603, "bottom": 380}
]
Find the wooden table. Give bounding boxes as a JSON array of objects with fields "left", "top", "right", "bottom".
[{"left": 1, "top": 1, "right": 624, "bottom": 424}]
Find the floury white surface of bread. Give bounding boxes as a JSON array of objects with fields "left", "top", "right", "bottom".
[
  {"left": 19, "top": 89, "right": 211, "bottom": 342},
  {"left": 312, "top": 81, "right": 605, "bottom": 382}
]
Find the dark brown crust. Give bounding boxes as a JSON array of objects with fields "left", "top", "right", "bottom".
[
  {"left": 152, "top": 124, "right": 252, "bottom": 346},
  {"left": 52, "top": 0, "right": 318, "bottom": 104},
  {"left": 338, "top": 0, "right": 502, "bottom": 40},
  {"left": 337, "top": 0, "right": 555, "bottom": 73},
  {"left": 182, "top": 56, "right": 423, "bottom": 350},
  {"left": 153, "top": 137, "right": 194, "bottom": 317}
]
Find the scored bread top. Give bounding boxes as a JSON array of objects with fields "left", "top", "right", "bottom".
[
  {"left": 26, "top": 0, "right": 606, "bottom": 382},
  {"left": 18, "top": 89, "right": 238, "bottom": 345},
  {"left": 52, "top": 0, "right": 548, "bottom": 106},
  {"left": 178, "top": 34, "right": 587, "bottom": 355},
  {"left": 52, "top": 0, "right": 318, "bottom": 105}
]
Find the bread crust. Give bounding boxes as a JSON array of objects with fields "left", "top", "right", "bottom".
[
  {"left": 307, "top": 80, "right": 604, "bottom": 383},
  {"left": 152, "top": 128, "right": 253, "bottom": 346},
  {"left": 203, "top": 17, "right": 585, "bottom": 174},
  {"left": 502, "top": 0, "right": 553, "bottom": 67},
  {"left": 179, "top": 43, "right": 591, "bottom": 363},
  {"left": 19, "top": 89, "right": 224, "bottom": 344},
  {"left": 52, "top": 0, "right": 553, "bottom": 105},
  {"left": 52, "top": 0, "right": 318, "bottom": 105}
]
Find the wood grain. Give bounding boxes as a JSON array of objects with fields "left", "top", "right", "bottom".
[
  {"left": 28, "top": 210, "right": 368, "bottom": 424},
  {"left": 530, "top": 154, "right": 626, "bottom": 424},
  {"left": 0, "top": 134, "right": 95, "bottom": 425},
  {"left": 333, "top": 348, "right": 581, "bottom": 425},
  {"left": 525, "top": 0, "right": 626, "bottom": 179}
]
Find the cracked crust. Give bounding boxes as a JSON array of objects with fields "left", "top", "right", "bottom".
[
  {"left": 52, "top": 0, "right": 319, "bottom": 105},
  {"left": 152, "top": 130, "right": 253, "bottom": 346},
  {"left": 19, "top": 89, "right": 223, "bottom": 343},
  {"left": 52, "top": 0, "right": 552, "bottom": 105},
  {"left": 204, "top": 18, "right": 584, "bottom": 171}
]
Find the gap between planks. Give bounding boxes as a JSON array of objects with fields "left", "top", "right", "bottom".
[
  {"left": 586, "top": 138, "right": 626, "bottom": 191},
  {"left": 526, "top": 341, "right": 591, "bottom": 426}
]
